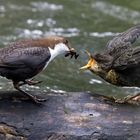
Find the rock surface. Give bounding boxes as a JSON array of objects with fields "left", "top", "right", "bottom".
[{"left": 0, "top": 91, "right": 139, "bottom": 140}]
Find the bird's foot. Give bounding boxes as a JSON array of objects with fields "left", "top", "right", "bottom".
[
  {"left": 18, "top": 79, "right": 42, "bottom": 87},
  {"left": 17, "top": 96, "right": 47, "bottom": 104},
  {"left": 26, "top": 79, "right": 42, "bottom": 86},
  {"left": 115, "top": 95, "right": 140, "bottom": 105},
  {"left": 100, "top": 95, "right": 116, "bottom": 102},
  {"left": 14, "top": 81, "right": 47, "bottom": 104},
  {"left": 31, "top": 97, "right": 47, "bottom": 104},
  {"left": 115, "top": 98, "right": 127, "bottom": 104}
]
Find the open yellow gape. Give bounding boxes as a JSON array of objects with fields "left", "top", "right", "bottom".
[{"left": 80, "top": 50, "right": 95, "bottom": 70}]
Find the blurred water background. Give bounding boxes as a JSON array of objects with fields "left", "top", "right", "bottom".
[{"left": 0, "top": 0, "right": 140, "bottom": 98}]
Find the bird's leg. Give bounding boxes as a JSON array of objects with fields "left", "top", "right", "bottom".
[
  {"left": 124, "top": 93, "right": 140, "bottom": 102},
  {"left": 115, "top": 93, "right": 140, "bottom": 104},
  {"left": 18, "top": 79, "right": 42, "bottom": 87},
  {"left": 18, "top": 81, "right": 26, "bottom": 87},
  {"left": 25, "top": 78, "right": 42, "bottom": 86},
  {"left": 13, "top": 81, "right": 47, "bottom": 103}
]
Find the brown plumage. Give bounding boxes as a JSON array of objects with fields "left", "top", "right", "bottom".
[{"left": 81, "top": 25, "right": 140, "bottom": 103}]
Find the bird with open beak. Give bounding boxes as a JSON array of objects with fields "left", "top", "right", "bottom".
[
  {"left": 0, "top": 36, "right": 79, "bottom": 103},
  {"left": 80, "top": 25, "right": 140, "bottom": 104}
]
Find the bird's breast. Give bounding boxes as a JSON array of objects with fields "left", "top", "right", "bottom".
[{"left": 105, "top": 69, "right": 118, "bottom": 85}]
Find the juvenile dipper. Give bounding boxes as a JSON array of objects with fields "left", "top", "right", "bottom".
[
  {"left": 80, "top": 25, "right": 140, "bottom": 103},
  {"left": 0, "top": 36, "right": 78, "bottom": 103}
]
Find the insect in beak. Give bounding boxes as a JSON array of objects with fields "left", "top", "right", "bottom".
[{"left": 65, "top": 48, "right": 79, "bottom": 59}]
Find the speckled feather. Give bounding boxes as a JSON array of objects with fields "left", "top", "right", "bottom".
[
  {"left": 93, "top": 25, "right": 140, "bottom": 70},
  {"left": 106, "top": 25, "right": 140, "bottom": 55}
]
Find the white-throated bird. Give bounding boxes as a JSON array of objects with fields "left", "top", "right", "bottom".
[{"left": 0, "top": 36, "right": 79, "bottom": 103}]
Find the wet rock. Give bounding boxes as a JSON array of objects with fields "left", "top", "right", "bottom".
[{"left": 0, "top": 91, "right": 139, "bottom": 139}]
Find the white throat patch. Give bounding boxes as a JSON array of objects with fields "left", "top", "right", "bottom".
[{"left": 43, "top": 43, "right": 69, "bottom": 69}]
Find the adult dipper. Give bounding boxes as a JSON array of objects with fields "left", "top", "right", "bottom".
[
  {"left": 0, "top": 36, "right": 79, "bottom": 103},
  {"left": 80, "top": 25, "right": 140, "bottom": 103}
]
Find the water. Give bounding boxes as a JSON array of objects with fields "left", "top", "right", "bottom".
[{"left": 0, "top": 0, "right": 140, "bottom": 98}]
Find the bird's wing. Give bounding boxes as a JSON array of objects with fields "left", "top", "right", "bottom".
[
  {"left": 106, "top": 25, "right": 140, "bottom": 54},
  {"left": 0, "top": 47, "right": 51, "bottom": 69},
  {"left": 112, "top": 47, "right": 140, "bottom": 70}
]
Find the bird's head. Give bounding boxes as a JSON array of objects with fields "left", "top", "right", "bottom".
[
  {"left": 80, "top": 50, "right": 100, "bottom": 73},
  {"left": 46, "top": 36, "right": 79, "bottom": 59}
]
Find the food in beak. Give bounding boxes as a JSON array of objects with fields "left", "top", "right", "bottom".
[{"left": 65, "top": 48, "right": 79, "bottom": 59}]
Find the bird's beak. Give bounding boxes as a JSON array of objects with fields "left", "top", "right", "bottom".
[
  {"left": 65, "top": 48, "right": 79, "bottom": 59},
  {"left": 80, "top": 50, "right": 95, "bottom": 70}
]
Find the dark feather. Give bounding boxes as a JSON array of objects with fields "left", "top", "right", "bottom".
[
  {"left": 0, "top": 47, "right": 51, "bottom": 69},
  {"left": 0, "top": 47, "right": 51, "bottom": 80},
  {"left": 93, "top": 52, "right": 113, "bottom": 70},
  {"left": 106, "top": 25, "right": 140, "bottom": 55},
  {"left": 112, "top": 47, "right": 140, "bottom": 70}
]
